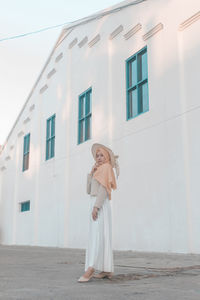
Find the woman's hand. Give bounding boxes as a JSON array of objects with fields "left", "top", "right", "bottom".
[
  {"left": 90, "top": 163, "right": 99, "bottom": 176},
  {"left": 92, "top": 207, "right": 99, "bottom": 221}
]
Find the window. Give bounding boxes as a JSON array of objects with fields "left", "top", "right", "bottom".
[
  {"left": 78, "top": 88, "right": 92, "bottom": 144},
  {"left": 23, "top": 133, "right": 30, "bottom": 171},
  {"left": 20, "top": 201, "right": 30, "bottom": 212},
  {"left": 126, "top": 46, "right": 149, "bottom": 120},
  {"left": 46, "top": 114, "right": 56, "bottom": 160}
]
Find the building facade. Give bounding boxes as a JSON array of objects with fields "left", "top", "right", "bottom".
[{"left": 0, "top": 0, "right": 200, "bottom": 253}]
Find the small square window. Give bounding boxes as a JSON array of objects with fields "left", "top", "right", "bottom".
[{"left": 20, "top": 201, "right": 30, "bottom": 212}]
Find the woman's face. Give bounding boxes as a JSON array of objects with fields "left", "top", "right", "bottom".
[{"left": 96, "top": 150, "right": 106, "bottom": 165}]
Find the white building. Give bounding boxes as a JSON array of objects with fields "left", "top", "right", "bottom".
[{"left": 0, "top": 0, "right": 200, "bottom": 253}]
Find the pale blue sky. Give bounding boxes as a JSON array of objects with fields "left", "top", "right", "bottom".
[{"left": 0, "top": 0, "right": 121, "bottom": 145}]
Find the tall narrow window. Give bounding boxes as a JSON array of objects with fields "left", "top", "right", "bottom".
[
  {"left": 46, "top": 114, "right": 56, "bottom": 160},
  {"left": 23, "top": 133, "right": 30, "bottom": 171},
  {"left": 126, "top": 46, "right": 149, "bottom": 120},
  {"left": 78, "top": 88, "right": 92, "bottom": 144}
]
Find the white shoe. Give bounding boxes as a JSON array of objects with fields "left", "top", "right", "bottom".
[
  {"left": 78, "top": 274, "right": 93, "bottom": 282},
  {"left": 78, "top": 268, "right": 94, "bottom": 282}
]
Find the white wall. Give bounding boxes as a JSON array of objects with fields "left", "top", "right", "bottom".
[{"left": 0, "top": 0, "right": 200, "bottom": 253}]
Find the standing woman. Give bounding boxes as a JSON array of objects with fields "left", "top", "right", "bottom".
[{"left": 78, "top": 143, "right": 119, "bottom": 282}]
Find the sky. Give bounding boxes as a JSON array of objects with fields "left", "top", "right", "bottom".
[{"left": 0, "top": 0, "right": 121, "bottom": 145}]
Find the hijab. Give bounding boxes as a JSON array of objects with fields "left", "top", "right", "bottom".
[{"left": 93, "top": 147, "right": 117, "bottom": 200}]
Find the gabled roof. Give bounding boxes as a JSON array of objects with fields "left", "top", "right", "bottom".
[
  {"left": 0, "top": 0, "right": 147, "bottom": 154},
  {"left": 55, "top": 0, "right": 146, "bottom": 48}
]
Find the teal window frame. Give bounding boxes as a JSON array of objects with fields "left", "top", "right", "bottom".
[
  {"left": 21, "top": 201, "right": 30, "bottom": 212},
  {"left": 46, "top": 114, "right": 56, "bottom": 160},
  {"left": 126, "top": 46, "right": 149, "bottom": 120},
  {"left": 22, "top": 133, "right": 30, "bottom": 171},
  {"left": 78, "top": 87, "right": 92, "bottom": 144}
]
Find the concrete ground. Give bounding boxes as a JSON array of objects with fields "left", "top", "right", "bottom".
[{"left": 0, "top": 245, "right": 200, "bottom": 300}]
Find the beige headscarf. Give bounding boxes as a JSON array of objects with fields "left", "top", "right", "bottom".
[{"left": 93, "top": 147, "right": 117, "bottom": 200}]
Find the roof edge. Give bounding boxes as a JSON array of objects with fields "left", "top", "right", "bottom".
[{"left": 0, "top": 0, "right": 147, "bottom": 155}]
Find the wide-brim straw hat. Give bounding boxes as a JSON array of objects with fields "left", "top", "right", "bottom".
[{"left": 91, "top": 143, "right": 119, "bottom": 169}]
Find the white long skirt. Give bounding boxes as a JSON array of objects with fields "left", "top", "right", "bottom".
[{"left": 85, "top": 195, "right": 114, "bottom": 272}]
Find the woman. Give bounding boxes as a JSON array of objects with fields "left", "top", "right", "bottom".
[{"left": 78, "top": 143, "right": 119, "bottom": 282}]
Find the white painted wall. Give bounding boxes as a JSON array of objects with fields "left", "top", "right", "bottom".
[{"left": 0, "top": 0, "right": 200, "bottom": 253}]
